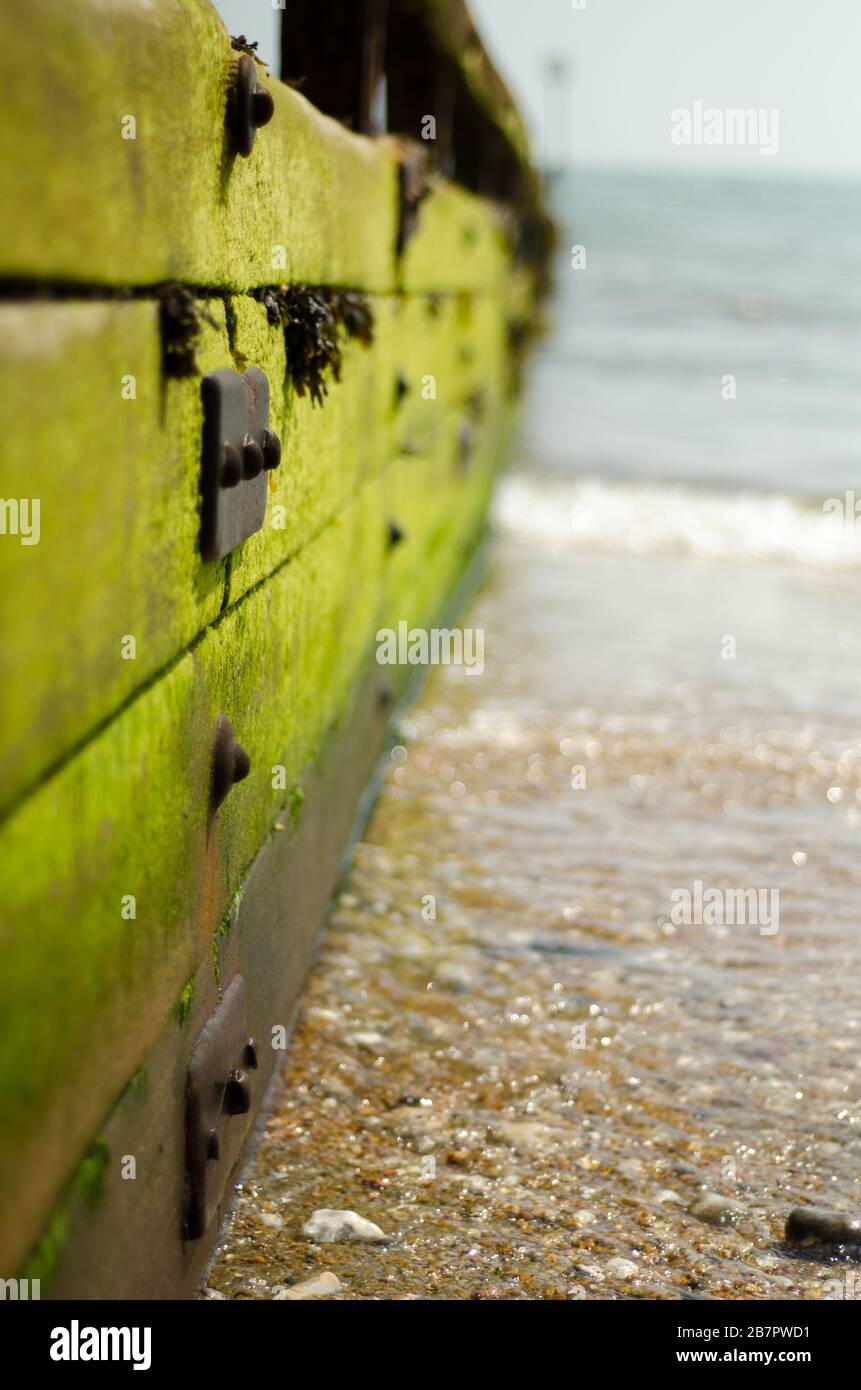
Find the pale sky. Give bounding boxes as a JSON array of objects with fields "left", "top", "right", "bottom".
[
  {"left": 469, "top": 0, "right": 861, "bottom": 176},
  {"left": 214, "top": 0, "right": 861, "bottom": 177}
]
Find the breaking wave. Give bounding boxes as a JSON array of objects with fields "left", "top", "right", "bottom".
[{"left": 495, "top": 473, "right": 861, "bottom": 570}]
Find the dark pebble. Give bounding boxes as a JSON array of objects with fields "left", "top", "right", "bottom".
[{"left": 786, "top": 1207, "right": 861, "bottom": 1246}]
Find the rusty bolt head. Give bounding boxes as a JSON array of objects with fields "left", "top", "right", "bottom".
[
  {"left": 212, "top": 715, "right": 252, "bottom": 811},
  {"left": 232, "top": 743, "right": 251, "bottom": 783},
  {"left": 221, "top": 442, "right": 242, "bottom": 488},
  {"left": 261, "top": 428, "right": 282, "bottom": 471},
  {"left": 242, "top": 435, "right": 264, "bottom": 479},
  {"left": 251, "top": 87, "right": 275, "bottom": 128},
  {"left": 223, "top": 1068, "right": 251, "bottom": 1115},
  {"left": 234, "top": 53, "right": 274, "bottom": 158}
]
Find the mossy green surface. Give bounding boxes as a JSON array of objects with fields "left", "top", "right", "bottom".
[
  {"left": 391, "top": 292, "right": 508, "bottom": 454},
  {"left": 0, "top": 403, "right": 510, "bottom": 1268},
  {"left": 0, "top": 476, "right": 386, "bottom": 1271},
  {"left": 397, "top": 174, "right": 510, "bottom": 294},
  {"left": 0, "top": 300, "right": 227, "bottom": 814},
  {"left": 0, "top": 282, "right": 510, "bottom": 822},
  {"left": 225, "top": 292, "right": 395, "bottom": 600},
  {"left": 198, "top": 477, "right": 389, "bottom": 908},
  {"left": 0, "top": 2, "right": 516, "bottom": 296},
  {"left": 0, "top": 0, "right": 399, "bottom": 292}
]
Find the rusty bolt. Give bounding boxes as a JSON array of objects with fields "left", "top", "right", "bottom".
[
  {"left": 212, "top": 715, "right": 252, "bottom": 811},
  {"left": 261, "top": 428, "right": 281, "bottom": 471},
  {"left": 241, "top": 435, "right": 264, "bottom": 479},
  {"left": 221, "top": 442, "right": 242, "bottom": 488},
  {"left": 223, "top": 1068, "right": 251, "bottom": 1115},
  {"left": 234, "top": 54, "right": 274, "bottom": 158},
  {"left": 252, "top": 87, "right": 275, "bottom": 128}
]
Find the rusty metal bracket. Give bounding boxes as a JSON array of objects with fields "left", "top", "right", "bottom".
[
  {"left": 200, "top": 366, "right": 281, "bottom": 561},
  {"left": 183, "top": 975, "right": 258, "bottom": 1243}
]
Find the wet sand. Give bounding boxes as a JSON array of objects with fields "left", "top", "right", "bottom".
[{"left": 205, "top": 501, "right": 861, "bottom": 1300}]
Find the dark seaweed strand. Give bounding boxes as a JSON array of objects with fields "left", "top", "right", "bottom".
[{"left": 256, "top": 286, "right": 375, "bottom": 407}]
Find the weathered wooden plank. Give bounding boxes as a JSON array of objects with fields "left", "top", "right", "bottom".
[
  {"left": 0, "top": 475, "right": 390, "bottom": 1275},
  {"left": 0, "top": 0, "right": 514, "bottom": 294},
  {"left": 0, "top": 284, "right": 513, "bottom": 814},
  {"left": 0, "top": 301, "right": 227, "bottom": 815},
  {"left": 0, "top": 643, "right": 208, "bottom": 1275},
  {"left": 0, "top": 380, "right": 513, "bottom": 1274},
  {"left": 0, "top": 293, "right": 391, "bottom": 807},
  {"left": 198, "top": 477, "right": 388, "bottom": 910},
  {"left": 0, "top": 0, "right": 398, "bottom": 291},
  {"left": 34, "top": 661, "right": 397, "bottom": 1299},
  {"left": 36, "top": 489, "right": 499, "bottom": 1298}
]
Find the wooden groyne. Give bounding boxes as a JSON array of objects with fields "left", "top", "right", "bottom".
[{"left": 0, "top": 0, "right": 550, "bottom": 1296}]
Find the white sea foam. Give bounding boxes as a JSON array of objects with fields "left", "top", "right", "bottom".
[{"left": 495, "top": 474, "right": 861, "bottom": 570}]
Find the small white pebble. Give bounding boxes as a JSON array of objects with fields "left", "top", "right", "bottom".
[
  {"left": 273, "top": 1272, "right": 342, "bottom": 1300},
  {"left": 302, "top": 1209, "right": 388, "bottom": 1244},
  {"left": 347, "top": 1031, "right": 387, "bottom": 1050},
  {"left": 655, "top": 1189, "right": 685, "bottom": 1206}
]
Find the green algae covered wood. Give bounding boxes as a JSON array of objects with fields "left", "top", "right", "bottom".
[
  {"left": 0, "top": 286, "right": 511, "bottom": 813},
  {"left": 0, "top": 0, "right": 397, "bottom": 292},
  {"left": 0, "top": 0, "right": 511, "bottom": 294},
  {"left": 0, "top": 479, "right": 385, "bottom": 1267},
  {"left": 0, "top": 301, "right": 227, "bottom": 813},
  {"left": 0, "top": 0, "right": 546, "bottom": 1283},
  {"left": 0, "top": 419, "right": 501, "bottom": 1274}
]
